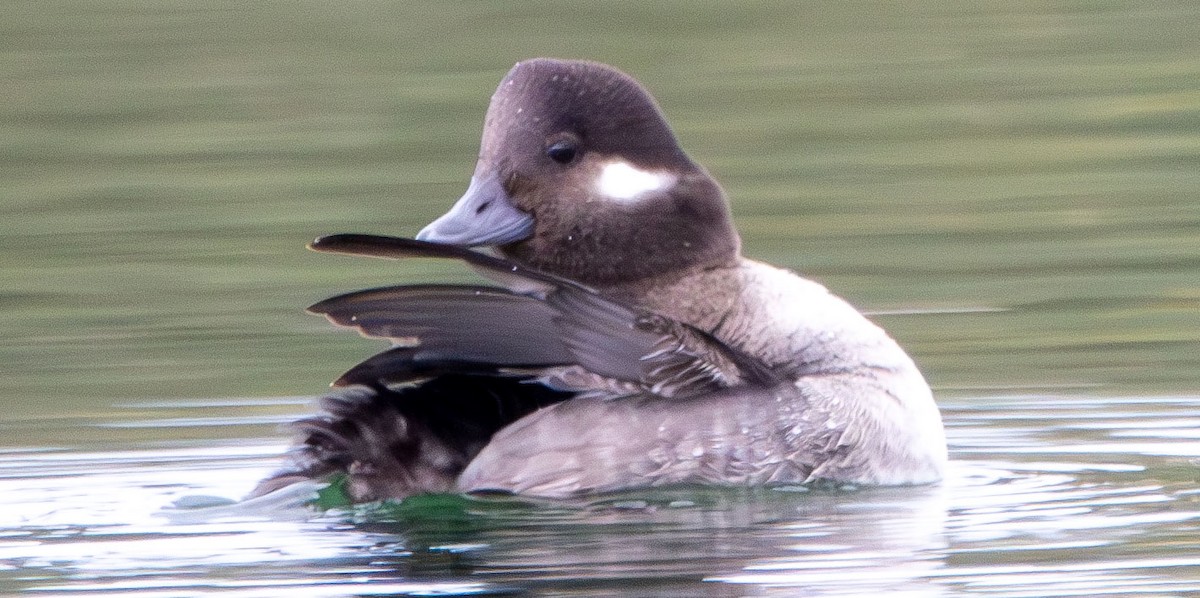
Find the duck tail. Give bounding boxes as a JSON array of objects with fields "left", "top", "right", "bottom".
[{"left": 249, "top": 374, "right": 569, "bottom": 502}]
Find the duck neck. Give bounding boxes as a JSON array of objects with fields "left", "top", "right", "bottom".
[{"left": 594, "top": 258, "right": 745, "bottom": 333}]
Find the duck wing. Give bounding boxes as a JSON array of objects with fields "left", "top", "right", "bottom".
[
  {"left": 252, "top": 235, "right": 781, "bottom": 501},
  {"left": 308, "top": 234, "right": 778, "bottom": 398},
  {"left": 308, "top": 284, "right": 569, "bottom": 387}
]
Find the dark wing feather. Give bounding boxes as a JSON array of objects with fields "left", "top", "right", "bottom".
[
  {"left": 310, "top": 284, "right": 572, "bottom": 367},
  {"left": 332, "top": 350, "right": 509, "bottom": 388},
  {"left": 307, "top": 233, "right": 777, "bottom": 399},
  {"left": 309, "top": 234, "right": 567, "bottom": 297},
  {"left": 543, "top": 285, "right": 657, "bottom": 383}
]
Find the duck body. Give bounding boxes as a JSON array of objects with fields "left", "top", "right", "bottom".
[
  {"left": 254, "top": 58, "right": 946, "bottom": 501},
  {"left": 462, "top": 258, "right": 944, "bottom": 496}
]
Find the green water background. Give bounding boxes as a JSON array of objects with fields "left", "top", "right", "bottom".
[{"left": 3, "top": 0, "right": 1198, "bottom": 428}]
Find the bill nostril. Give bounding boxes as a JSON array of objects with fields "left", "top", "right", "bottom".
[{"left": 475, "top": 201, "right": 492, "bottom": 214}]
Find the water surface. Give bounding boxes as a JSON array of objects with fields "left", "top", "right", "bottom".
[{"left": 2, "top": 1, "right": 1199, "bottom": 596}]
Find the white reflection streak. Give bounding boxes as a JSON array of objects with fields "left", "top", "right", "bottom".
[{"left": 711, "top": 485, "right": 950, "bottom": 595}]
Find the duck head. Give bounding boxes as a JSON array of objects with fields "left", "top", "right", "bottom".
[{"left": 417, "top": 58, "right": 740, "bottom": 287}]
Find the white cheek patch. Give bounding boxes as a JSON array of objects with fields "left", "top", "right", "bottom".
[{"left": 595, "top": 161, "right": 675, "bottom": 202}]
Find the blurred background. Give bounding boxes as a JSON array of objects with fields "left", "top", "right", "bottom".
[
  {"left": 3, "top": 3, "right": 1200, "bottom": 596},
  {"left": 3, "top": 0, "right": 1197, "bottom": 426}
]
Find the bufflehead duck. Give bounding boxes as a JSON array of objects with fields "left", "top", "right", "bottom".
[{"left": 253, "top": 58, "right": 946, "bottom": 501}]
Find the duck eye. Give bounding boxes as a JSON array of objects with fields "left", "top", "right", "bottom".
[{"left": 546, "top": 141, "right": 578, "bottom": 164}]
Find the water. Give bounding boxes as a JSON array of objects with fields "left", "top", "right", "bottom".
[
  {"left": 3, "top": 1, "right": 1199, "bottom": 596},
  {"left": 4, "top": 395, "right": 1200, "bottom": 596}
]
